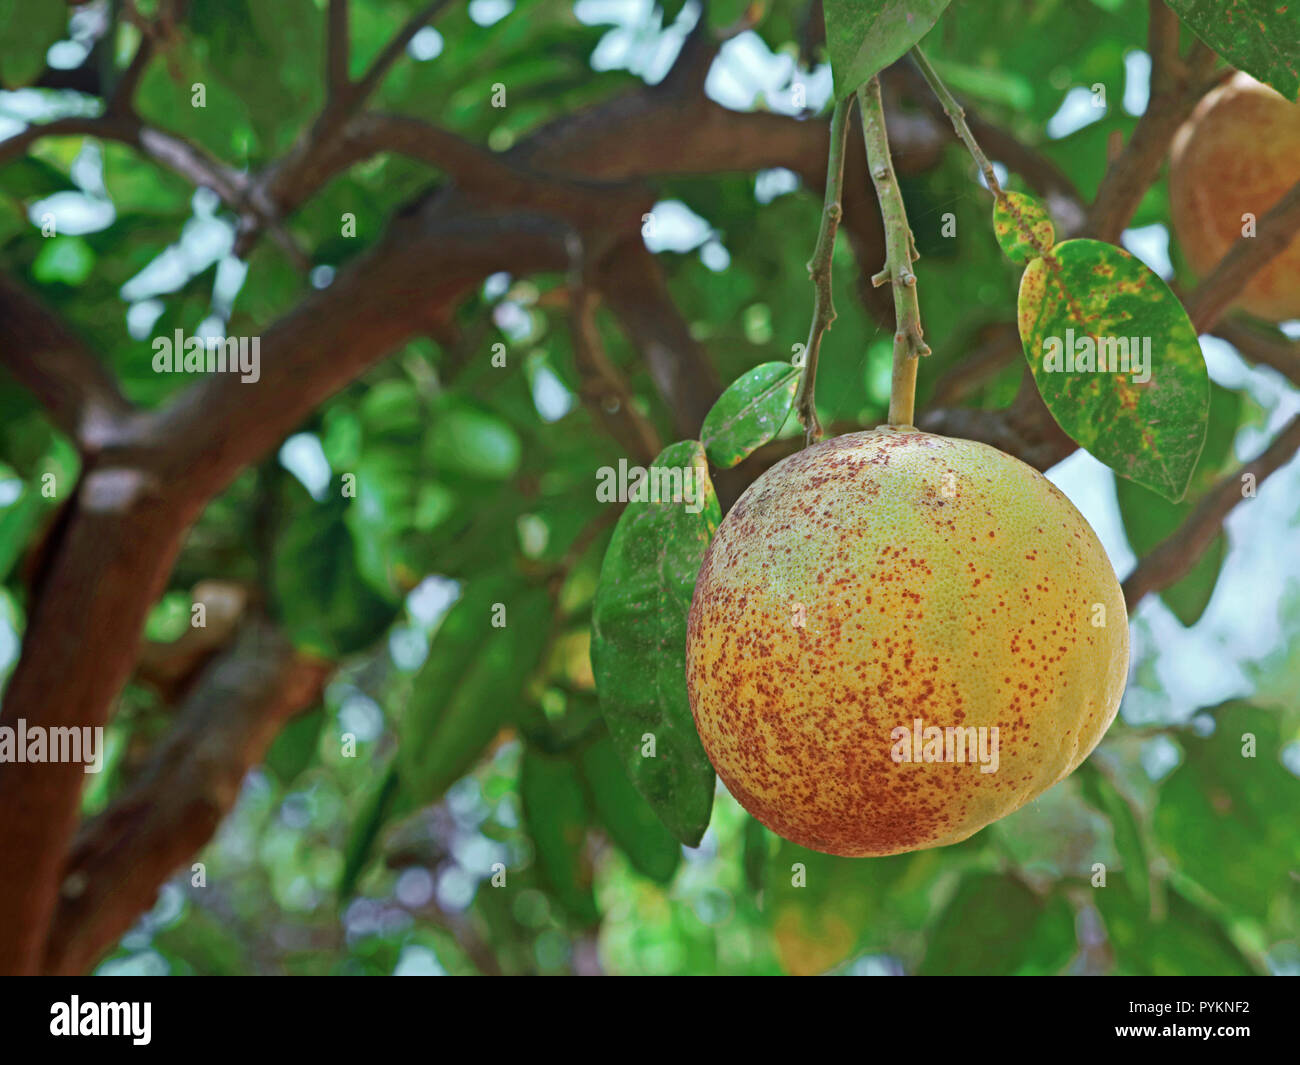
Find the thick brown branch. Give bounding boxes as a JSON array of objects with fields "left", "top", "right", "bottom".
[
  {"left": 1123, "top": 413, "right": 1300, "bottom": 611},
  {"left": 42, "top": 622, "right": 330, "bottom": 976},
  {"left": 595, "top": 238, "right": 721, "bottom": 440},
  {"left": 334, "top": 113, "right": 651, "bottom": 224},
  {"left": 926, "top": 322, "right": 1021, "bottom": 407},
  {"left": 0, "top": 275, "right": 135, "bottom": 447},
  {"left": 1086, "top": 2, "right": 1222, "bottom": 242}
]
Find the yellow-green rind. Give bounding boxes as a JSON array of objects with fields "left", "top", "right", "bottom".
[{"left": 685, "top": 428, "right": 1129, "bottom": 857}]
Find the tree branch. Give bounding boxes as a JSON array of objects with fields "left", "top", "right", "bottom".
[
  {"left": 108, "top": 24, "right": 155, "bottom": 115},
  {"left": 594, "top": 237, "right": 721, "bottom": 440},
  {"left": 41, "top": 621, "right": 330, "bottom": 975},
  {"left": 1086, "top": 1, "right": 1222, "bottom": 242},
  {"left": 347, "top": 0, "right": 453, "bottom": 109},
  {"left": 920, "top": 370, "right": 1076, "bottom": 471},
  {"left": 1123, "top": 412, "right": 1300, "bottom": 611},
  {"left": 566, "top": 241, "right": 662, "bottom": 465},
  {"left": 327, "top": 0, "right": 351, "bottom": 100},
  {"left": 0, "top": 275, "right": 135, "bottom": 448},
  {"left": 0, "top": 116, "right": 310, "bottom": 266},
  {"left": 1186, "top": 179, "right": 1300, "bottom": 332},
  {"left": 0, "top": 27, "right": 958, "bottom": 973},
  {"left": 1212, "top": 320, "right": 1300, "bottom": 387}
]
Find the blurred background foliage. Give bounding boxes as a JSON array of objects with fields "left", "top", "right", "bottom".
[{"left": 0, "top": 0, "right": 1298, "bottom": 975}]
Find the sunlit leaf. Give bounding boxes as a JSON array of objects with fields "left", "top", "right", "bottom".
[
  {"left": 700, "top": 361, "right": 800, "bottom": 469},
  {"left": 1018, "top": 239, "right": 1208, "bottom": 500},
  {"left": 823, "top": 0, "right": 954, "bottom": 99}
]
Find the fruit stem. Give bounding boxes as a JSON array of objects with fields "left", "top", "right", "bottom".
[
  {"left": 910, "top": 46, "right": 1004, "bottom": 200},
  {"left": 794, "top": 94, "right": 853, "bottom": 445},
  {"left": 857, "top": 76, "right": 929, "bottom": 427}
]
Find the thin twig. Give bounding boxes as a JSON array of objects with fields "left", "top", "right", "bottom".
[
  {"left": 793, "top": 95, "right": 852, "bottom": 445},
  {"left": 235, "top": 0, "right": 459, "bottom": 255},
  {"left": 566, "top": 235, "right": 663, "bottom": 465},
  {"left": 909, "top": 47, "right": 1002, "bottom": 198},
  {"left": 858, "top": 77, "right": 929, "bottom": 426},
  {"left": 108, "top": 28, "right": 154, "bottom": 115},
  {"left": 349, "top": 0, "right": 454, "bottom": 108}
]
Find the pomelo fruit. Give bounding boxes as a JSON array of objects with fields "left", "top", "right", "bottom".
[
  {"left": 1169, "top": 71, "right": 1300, "bottom": 323},
  {"left": 685, "top": 427, "right": 1129, "bottom": 857}
]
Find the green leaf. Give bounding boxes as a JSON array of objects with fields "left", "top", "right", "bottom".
[
  {"left": 1154, "top": 702, "right": 1300, "bottom": 928},
  {"left": 265, "top": 707, "right": 325, "bottom": 785},
  {"left": 1115, "top": 384, "right": 1242, "bottom": 625},
  {"left": 0, "top": 483, "right": 44, "bottom": 582},
  {"left": 992, "top": 191, "right": 1055, "bottom": 264},
  {"left": 823, "top": 0, "right": 954, "bottom": 99},
  {"left": 0, "top": 0, "right": 67, "bottom": 86},
  {"left": 520, "top": 747, "right": 598, "bottom": 925},
  {"left": 591, "top": 439, "right": 720, "bottom": 846},
  {"left": 398, "top": 580, "right": 552, "bottom": 807},
  {"left": 346, "top": 379, "right": 441, "bottom": 596},
  {"left": 579, "top": 735, "right": 681, "bottom": 885},
  {"left": 338, "top": 760, "right": 402, "bottom": 898},
  {"left": 743, "top": 816, "right": 770, "bottom": 894},
  {"left": 427, "top": 397, "right": 521, "bottom": 481},
  {"left": 699, "top": 361, "right": 800, "bottom": 469},
  {"left": 1076, "top": 761, "right": 1151, "bottom": 916},
  {"left": 0, "top": 156, "right": 76, "bottom": 199},
  {"left": 1018, "top": 238, "right": 1208, "bottom": 500},
  {"left": 1092, "top": 877, "right": 1258, "bottom": 975},
  {"left": 271, "top": 488, "right": 400, "bottom": 657},
  {"left": 1166, "top": 0, "right": 1300, "bottom": 101},
  {"left": 32, "top": 236, "right": 95, "bottom": 286},
  {"left": 917, "top": 874, "right": 1076, "bottom": 975}
]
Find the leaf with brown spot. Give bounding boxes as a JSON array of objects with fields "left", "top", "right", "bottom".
[
  {"left": 1166, "top": 0, "right": 1300, "bottom": 100},
  {"left": 992, "top": 190, "right": 1055, "bottom": 264},
  {"left": 1115, "top": 384, "right": 1243, "bottom": 625},
  {"left": 1017, "top": 238, "right": 1208, "bottom": 501}
]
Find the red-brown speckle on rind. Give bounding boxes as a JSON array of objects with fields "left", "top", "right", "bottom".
[{"left": 685, "top": 427, "right": 1129, "bottom": 857}]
